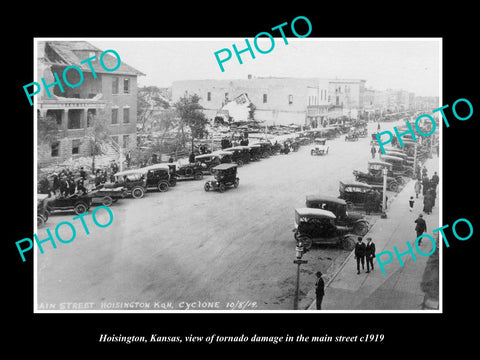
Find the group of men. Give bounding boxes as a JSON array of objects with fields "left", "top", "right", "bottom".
[{"left": 38, "top": 167, "right": 88, "bottom": 198}]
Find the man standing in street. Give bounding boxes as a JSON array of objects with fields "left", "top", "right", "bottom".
[
  {"left": 415, "top": 213, "right": 427, "bottom": 245},
  {"left": 370, "top": 145, "right": 377, "bottom": 159},
  {"left": 315, "top": 271, "right": 325, "bottom": 310},
  {"left": 354, "top": 237, "right": 366, "bottom": 274},
  {"left": 365, "top": 237, "right": 376, "bottom": 273}
]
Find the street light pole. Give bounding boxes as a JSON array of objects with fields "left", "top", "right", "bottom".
[
  {"left": 382, "top": 167, "right": 388, "bottom": 217},
  {"left": 293, "top": 243, "right": 308, "bottom": 310}
]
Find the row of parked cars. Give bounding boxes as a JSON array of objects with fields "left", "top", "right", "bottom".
[
  {"left": 36, "top": 139, "right": 303, "bottom": 227},
  {"left": 292, "top": 122, "right": 428, "bottom": 252}
]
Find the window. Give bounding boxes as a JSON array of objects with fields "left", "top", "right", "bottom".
[
  {"left": 72, "top": 139, "right": 81, "bottom": 155},
  {"left": 112, "top": 77, "right": 119, "bottom": 94},
  {"left": 123, "top": 78, "right": 130, "bottom": 94},
  {"left": 207, "top": 92, "right": 211, "bottom": 101},
  {"left": 263, "top": 94, "right": 267, "bottom": 103},
  {"left": 87, "top": 109, "right": 96, "bottom": 127},
  {"left": 123, "top": 107, "right": 130, "bottom": 123},
  {"left": 288, "top": 95, "right": 293, "bottom": 105},
  {"left": 111, "top": 108, "right": 118, "bottom": 124},
  {"left": 67, "top": 109, "right": 82, "bottom": 129},
  {"left": 51, "top": 141, "right": 60, "bottom": 157},
  {"left": 111, "top": 136, "right": 119, "bottom": 145},
  {"left": 123, "top": 135, "right": 129, "bottom": 148}
]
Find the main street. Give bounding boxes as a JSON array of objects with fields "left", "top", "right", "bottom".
[{"left": 37, "top": 121, "right": 401, "bottom": 310}]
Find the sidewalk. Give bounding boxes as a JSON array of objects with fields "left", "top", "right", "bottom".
[{"left": 308, "top": 156, "right": 440, "bottom": 310}]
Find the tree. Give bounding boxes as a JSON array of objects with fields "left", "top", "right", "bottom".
[
  {"left": 174, "top": 94, "right": 209, "bottom": 153},
  {"left": 38, "top": 114, "right": 60, "bottom": 145},
  {"left": 137, "top": 86, "right": 170, "bottom": 132},
  {"left": 86, "top": 110, "right": 111, "bottom": 172}
]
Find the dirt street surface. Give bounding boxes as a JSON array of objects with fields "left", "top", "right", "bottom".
[{"left": 37, "top": 121, "right": 401, "bottom": 311}]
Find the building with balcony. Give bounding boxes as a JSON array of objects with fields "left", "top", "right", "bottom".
[{"left": 36, "top": 41, "right": 145, "bottom": 166}]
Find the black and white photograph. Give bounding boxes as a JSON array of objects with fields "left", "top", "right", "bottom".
[
  {"left": 6, "top": 7, "right": 478, "bottom": 352},
  {"left": 33, "top": 38, "right": 441, "bottom": 312}
]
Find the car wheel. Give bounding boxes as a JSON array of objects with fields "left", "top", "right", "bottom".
[
  {"left": 37, "top": 215, "right": 45, "bottom": 227},
  {"left": 74, "top": 202, "right": 88, "bottom": 215},
  {"left": 158, "top": 182, "right": 169, "bottom": 192},
  {"left": 353, "top": 221, "right": 369, "bottom": 236},
  {"left": 204, "top": 182, "right": 211, "bottom": 192},
  {"left": 101, "top": 196, "right": 113, "bottom": 206},
  {"left": 236, "top": 160, "right": 243, "bottom": 166},
  {"left": 185, "top": 168, "right": 194, "bottom": 177},
  {"left": 219, "top": 183, "right": 226, "bottom": 193},
  {"left": 234, "top": 178, "right": 239, "bottom": 188},
  {"left": 310, "top": 150, "right": 314, "bottom": 156},
  {"left": 297, "top": 235, "right": 312, "bottom": 251},
  {"left": 341, "top": 236, "right": 356, "bottom": 251},
  {"left": 132, "top": 187, "right": 145, "bottom": 199},
  {"left": 194, "top": 172, "right": 203, "bottom": 180},
  {"left": 388, "top": 181, "right": 399, "bottom": 192}
]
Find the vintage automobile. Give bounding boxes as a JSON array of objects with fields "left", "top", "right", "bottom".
[
  {"left": 379, "top": 154, "right": 414, "bottom": 177},
  {"left": 345, "top": 131, "right": 359, "bottom": 142},
  {"left": 352, "top": 160, "right": 401, "bottom": 192},
  {"left": 305, "top": 195, "right": 370, "bottom": 236},
  {"left": 110, "top": 170, "right": 148, "bottom": 199},
  {"left": 356, "top": 127, "right": 368, "bottom": 138},
  {"left": 338, "top": 180, "right": 383, "bottom": 212},
  {"left": 87, "top": 186, "right": 126, "bottom": 206},
  {"left": 384, "top": 149, "right": 414, "bottom": 166},
  {"left": 247, "top": 144, "right": 263, "bottom": 161},
  {"left": 204, "top": 163, "right": 239, "bottom": 193},
  {"left": 195, "top": 152, "right": 233, "bottom": 173},
  {"left": 310, "top": 138, "right": 329, "bottom": 156},
  {"left": 223, "top": 146, "right": 250, "bottom": 166},
  {"left": 293, "top": 207, "right": 358, "bottom": 250},
  {"left": 171, "top": 162, "right": 205, "bottom": 181},
  {"left": 44, "top": 193, "right": 92, "bottom": 215},
  {"left": 251, "top": 141, "right": 273, "bottom": 157},
  {"left": 143, "top": 164, "right": 172, "bottom": 191}
]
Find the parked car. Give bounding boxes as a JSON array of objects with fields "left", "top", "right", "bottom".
[
  {"left": 379, "top": 154, "right": 414, "bottom": 178},
  {"left": 204, "top": 163, "right": 239, "bottom": 193},
  {"left": 293, "top": 207, "right": 358, "bottom": 251},
  {"left": 224, "top": 146, "right": 250, "bottom": 166},
  {"left": 305, "top": 194, "right": 370, "bottom": 236},
  {"left": 44, "top": 193, "right": 92, "bottom": 215},
  {"left": 345, "top": 132, "right": 359, "bottom": 141},
  {"left": 195, "top": 153, "right": 225, "bottom": 173},
  {"left": 353, "top": 160, "right": 402, "bottom": 192},
  {"left": 143, "top": 164, "right": 172, "bottom": 191},
  {"left": 247, "top": 144, "right": 262, "bottom": 161},
  {"left": 174, "top": 162, "right": 205, "bottom": 180},
  {"left": 87, "top": 186, "right": 126, "bottom": 206},
  {"left": 310, "top": 138, "right": 329, "bottom": 156},
  {"left": 111, "top": 170, "right": 148, "bottom": 199},
  {"left": 338, "top": 180, "right": 382, "bottom": 212}
]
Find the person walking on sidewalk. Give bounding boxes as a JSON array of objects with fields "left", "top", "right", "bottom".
[
  {"left": 414, "top": 179, "right": 422, "bottom": 199},
  {"left": 315, "top": 271, "right": 325, "bottom": 310},
  {"left": 354, "top": 237, "right": 366, "bottom": 274},
  {"left": 415, "top": 214, "right": 427, "bottom": 245},
  {"left": 370, "top": 145, "right": 377, "bottom": 159},
  {"left": 365, "top": 237, "right": 376, "bottom": 273},
  {"left": 409, "top": 196, "right": 415, "bottom": 212}
]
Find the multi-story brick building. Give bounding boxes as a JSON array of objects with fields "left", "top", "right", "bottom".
[{"left": 36, "top": 41, "right": 144, "bottom": 166}]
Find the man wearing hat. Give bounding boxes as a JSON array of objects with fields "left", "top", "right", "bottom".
[
  {"left": 354, "top": 237, "right": 366, "bottom": 274},
  {"left": 315, "top": 271, "right": 325, "bottom": 310},
  {"left": 365, "top": 237, "right": 376, "bottom": 273},
  {"left": 414, "top": 213, "right": 427, "bottom": 245}
]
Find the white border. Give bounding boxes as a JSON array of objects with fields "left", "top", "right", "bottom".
[{"left": 33, "top": 37, "right": 442, "bottom": 314}]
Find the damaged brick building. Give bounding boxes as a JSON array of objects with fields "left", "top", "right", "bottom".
[{"left": 36, "top": 41, "right": 144, "bottom": 166}]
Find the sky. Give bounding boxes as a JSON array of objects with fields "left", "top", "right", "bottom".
[{"left": 87, "top": 38, "right": 441, "bottom": 97}]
